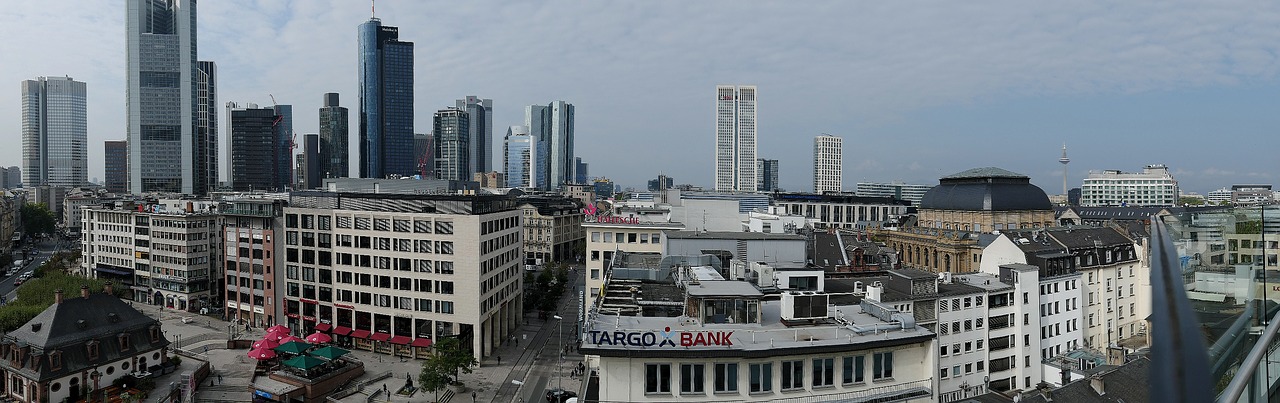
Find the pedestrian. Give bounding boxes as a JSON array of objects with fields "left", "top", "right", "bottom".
[
  {"left": 218, "top": 374, "right": 223, "bottom": 384},
  {"left": 497, "top": 356, "right": 502, "bottom": 365},
  {"left": 383, "top": 384, "right": 388, "bottom": 395}
]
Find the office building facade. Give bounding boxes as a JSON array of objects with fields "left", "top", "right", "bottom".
[
  {"left": 503, "top": 126, "right": 535, "bottom": 188},
  {"left": 757, "top": 158, "right": 779, "bottom": 192},
  {"left": 221, "top": 198, "right": 286, "bottom": 328},
  {"left": 21, "top": 76, "right": 88, "bottom": 188},
  {"left": 194, "top": 61, "right": 217, "bottom": 195},
  {"left": 1, "top": 167, "right": 19, "bottom": 189},
  {"left": 525, "top": 101, "right": 574, "bottom": 190},
  {"left": 456, "top": 96, "right": 493, "bottom": 176},
  {"left": 1079, "top": 164, "right": 1179, "bottom": 207},
  {"left": 105, "top": 140, "right": 129, "bottom": 193},
  {"left": 283, "top": 192, "right": 523, "bottom": 360},
  {"left": 715, "top": 85, "right": 757, "bottom": 192},
  {"left": 318, "top": 92, "right": 349, "bottom": 179},
  {"left": 855, "top": 182, "right": 932, "bottom": 206},
  {"left": 576, "top": 157, "right": 589, "bottom": 184},
  {"left": 127, "top": 0, "right": 197, "bottom": 194},
  {"left": 273, "top": 105, "right": 294, "bottom": 189},
  {"left": 300, "top": 134, "right": 320, "bottom": 189},
  {"left": 358, "top": 18, "right": 415, "bottom": 179},
  {"left": 432, "top": 108, "right": 470, "bottom": 181},
  {"left": 227, "top": 103, "right": 284, "bottom": 191},
  {"left": 813, "top": 135, "right": 842, "bottom": 194}
]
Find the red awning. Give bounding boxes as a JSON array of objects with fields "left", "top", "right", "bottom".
[
  {"left": 411, "top": 338, "right": 433, "bottom": 348},
  {"left": 349, "top": 329, "right": 370, "bottom": 339},
  {"left": 332, "top": 326, "right": 352, "bottom": 336},
  {"left": 388, "top": 336, "right": 412, "bottom": 345},
  {"left": 315, "top": 323, "right": 332, "bottom": 332},
  {"left": 370, "top": 332, "right": 392, "bottom": 342}
]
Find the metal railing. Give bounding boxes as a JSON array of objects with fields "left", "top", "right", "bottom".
[{"left": 1149, "top": 218, "right": 1214, "bottom": 403}]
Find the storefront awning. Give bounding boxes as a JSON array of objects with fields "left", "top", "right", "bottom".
[
  {"left": 315, "top": 323, "right": 332, "bottom": 332},
  {"left": 411, "top": 338, "right": 433, "bottom": 348},
  {"left": 349, "top": 329, "right": 370, "bottom": 339},
  {"left": 332, "top": 326, "right": 352, "bottom": 336},
  {"left": 95, "top": 265, "right": 133, "bottom": 276},
  {"left": 370, "top": 332, "right": 392, "bottom": 342},
  {"left": 389, "top": 335, "right": 412, "bottom": 345}
]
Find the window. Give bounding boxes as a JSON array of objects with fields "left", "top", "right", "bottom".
[
  {"left": 781, "top": 360, "right": 804, "bottom": 390},
  {"left": 714, "top": 363, "right": 738, "bottom": 393},
  {"left": 681, "top": 364, "right": 705, "bottom": 394},
  {"left": 749, "top": 363, "right": 773, "bottom": 393},
  {"left": 812, "top": 358, "right": 834, "bottom": 387},
  {"left": 843, "top": 356, "right": 864, "bottom": 384},
  {"left": 873, "top": 351, "right": 894, "bottom": 380},
  {"left": 645, "top": 364, "right": 671, "bottom": 394}
]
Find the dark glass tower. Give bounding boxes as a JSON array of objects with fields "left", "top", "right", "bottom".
[
  {"left": 228, "top": 104, "right": 281, "bottom": 191},
  {"left": 194, "top": 60, "right": 217, "bottom": 195},
  {"left": 358, "top": 18, "right": 415, "bottom": 179},
  {"left": 318, "top": 92, "right": 349, "bottom": 178},
  {"left": 432, "top": 108, "right": 470, "bottom": 181}
]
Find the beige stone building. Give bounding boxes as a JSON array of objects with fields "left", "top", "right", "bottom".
[{"left": 517, "top": 196, "right": 585, "bottom": 266}]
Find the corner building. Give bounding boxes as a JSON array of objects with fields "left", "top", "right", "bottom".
[{"left": 282, "top": 192, "right": 522, "bottom": 360}]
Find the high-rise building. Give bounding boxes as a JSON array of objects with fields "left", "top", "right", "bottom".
[
  {"left": 813, "top": 134, "right": 843, "bottom": 194},
  {"left": 22, "top": 76, "right": 88, "bottom": 188},
  {"left": 228, "top": 103, "right": 285, "bottom": 191},
  {"left": 301, "top": 134, "right": 320, "bottom": 189},
  {"left": 127, "top": 0, "right": 197, "bottom": 194},
  {"left": 318, "top": 92, "right": 349, "bottom": 179},
  {"left": 0, "top": 167, "right": 20, "bottom": 189},
  {"left": 194, "top": 61, "right": 217, "bottom": 195},
  {"left": 456, "top": 96, "right": 493, "bottom": 176},
  {"left": 105, "top": 140, "right": 129, "bottom": 193},
  {"left": 757, "top": 158, "right": 780, "bottom": 192},
  {"left": 525, "top": 101, "right": 574, "bottom": 190},
  {"left": 575, "top": 157, "right": 589, "bottom": 184},
  {"left": 503, "top": 126, "right": 535, "bottom": 188},
  {"left": 273, "top": 105, "right": 294, "bottom": 189},
  {"left": 432, "top": 108, "right": 470, "bottom": 181},
  {"left": 647, "top": 174, "right": 674, "bottom": 192},
  {"left": 414, "top": 133, "right": 432, "bottom": 178},
  {"left": 714, "top": 85, "right": 757, "bottom": 192},
  {"left": 358, "top": 18, "right": 415, "bottom": 179},
  {"left": 1080, "top": 164, "right": 1179, "bottom": 207}
]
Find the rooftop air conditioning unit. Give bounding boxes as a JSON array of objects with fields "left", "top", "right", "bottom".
[{"left": 781, "top": 291, "right": 830, "bottom": 321}]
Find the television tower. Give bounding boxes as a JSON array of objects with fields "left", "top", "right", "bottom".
[{"left": 1058, "top": 143, "right": 1070, "bottom": 196}]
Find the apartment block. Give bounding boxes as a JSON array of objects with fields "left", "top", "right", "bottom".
[{"left": 221, "top": 197, "right": 287, "bottom": 327}]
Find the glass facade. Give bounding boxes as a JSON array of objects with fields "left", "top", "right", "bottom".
[
  {"left": 504, "top": 126, "right": 534, "bottom": 188},
  {"left": 127, "top": 0, "right": 197, "bottom": 194},
  {"left": 318, "top": 92, "right": 349, "bottom": 178},
  {"left": 432, "top": 108, "right": 470, "bottom": 181},
  {"left": 358, "top": 19, "right": 415, "bottom": 179},
  {"left": 21, "top": 77, "right": 88, "bottom": 188}
]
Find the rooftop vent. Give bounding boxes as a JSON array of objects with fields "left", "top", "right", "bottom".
[
  {"left": 107, "top": 313, "right": 119, "bottom": 323},
  {"left": 30, "top": 323, "right": 42, "bottom": 332}
]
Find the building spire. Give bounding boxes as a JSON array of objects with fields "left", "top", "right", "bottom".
[
  {"left": 371, "top": 0, "right": 376, "bottom": 18},
  {"left": 1058, "top": 142, "right": 1070, "bottom": 197}
]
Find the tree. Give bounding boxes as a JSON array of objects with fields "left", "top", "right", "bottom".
[
  {"left": 418, "top": 338, "right": 477, "bottom": 401},
  {"left": 418, "top": 358, "right": 451, "bottom": 402},
  {"left": 20, "top": 203, "right": 56, "bottom": 238}
]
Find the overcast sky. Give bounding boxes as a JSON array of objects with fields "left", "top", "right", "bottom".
[{"left": 2, "top": 1, "right": 1279, "bottom": 195}]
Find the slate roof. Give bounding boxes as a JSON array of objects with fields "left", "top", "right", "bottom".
[
  {"left": 920, "top": 168, "right": 1052, "bottom": 212},
  {"left": 1, "top": 291, "right": 168, "bottom": 382},
  {"left": 1019, "top": 357, "right": 1151, "bottom": 403}
]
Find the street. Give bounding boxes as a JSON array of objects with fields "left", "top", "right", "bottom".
[{"left": 2, "top": 236, "right": 72, "bottom": 302}]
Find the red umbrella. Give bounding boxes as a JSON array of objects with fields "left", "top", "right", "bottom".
[
  {"left": 305, "top": 332, "right": 332, "bottom": 344},
  {"left": 247, "top": 348, "right": 276, "bottom": 360},
  {"left": 279, "top": 336, "right": 304, "bottom": 344},
  {"left": 253, "top": 338, "right": 280, "bottom": 350},
  {"left": 267, "top": 325, "right": 291, "bottom": 334}
]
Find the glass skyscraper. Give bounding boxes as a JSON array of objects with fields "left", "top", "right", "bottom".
[
  {"left": 194, "top": 60, "right": 217, "bottom": 195},
  {"left": 432, "top": 108, "right": 470, "bottom": 181},
  {"left": 318, "top": 92, "right": 349, "bottom": 178},
  {"left": 127, "top": 0, "right": 198, "bottom": 194},
  {"left": 525, "top": 101, "right": 574, "bottom": 190},
  {"left": 358, "top": 18, "right": 415, "bottom": 179},
  {"left": 22, "top": 76, "right": 88, "bottom": 187},
  {"left": 456, "top": 96, "right": 493, "bottom": 176},
  {"left": 504, "top": 125, "right": 535, "bottom": 188}
]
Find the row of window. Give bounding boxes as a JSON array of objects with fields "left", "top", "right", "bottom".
[
  {"left": 590, "top": 231, "right": 662, "bottom": 244},
  {"left": 939, "top": 360, "right": 984, "bottom": 380},
  {"left": 938, "top": 295, "right": 984, "bottom": 313},
  {"left": 643, "top": 353, "right": 895, "bottom": 395}
]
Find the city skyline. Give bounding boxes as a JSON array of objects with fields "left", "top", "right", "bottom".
[{"left": 2, "top": 1, "right": 1279, "bottom": 193}]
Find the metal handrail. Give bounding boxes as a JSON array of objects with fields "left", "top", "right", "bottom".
[
  {"left": 1218, "top": 309, "right": 1280, "bottom": 402},
  {"left": 1149, "top": 217, "right": 1213, "bottom": 403}
]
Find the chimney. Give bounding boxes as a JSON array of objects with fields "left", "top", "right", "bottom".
[
  {"left": 80, "top": 285, "right": 90, "bottom": 299},
  {"left": 55, "top": 289, "right": 64, "bottom": 304},
  {"left": 104, "top": 282, "right": 114, "bottom": 296},
  {"left": 1089, "top": 374, "right": 1105, "bottom": 395}
]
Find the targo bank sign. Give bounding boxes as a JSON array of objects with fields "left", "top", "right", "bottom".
[{"left": 589, "top": 327, "right": 735, "bottom": 348}]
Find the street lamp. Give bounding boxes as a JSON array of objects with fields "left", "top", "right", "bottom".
[{"left": 552, "top": 315, "right": 564, "bottom": 391}]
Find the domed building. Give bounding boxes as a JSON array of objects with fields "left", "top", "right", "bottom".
[{"left": 876, "top": 167, "right": 1055, "bottom": 273}]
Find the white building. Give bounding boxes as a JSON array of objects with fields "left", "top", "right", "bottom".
[
  {"left": 282, "top": 192, "right": 522, "bottom": 360},
  {"left": 81, "top": 199, "right": 221, "bottom": 311},
  {"left": 856, "top": 182, "right": 932, "bottom": 206},
  {"left": 741, "top": 207, "right": 815, "bottom": 233},
  {"left": 772, "top": 193, "right": 911, "bottom": 230},
  {"left": 714, "top": 85, "right": 757, "bottom": 192},
  {"left": 22, "top": 76, "right": 88, "bottom": 188},
  {"left": 583, "top": 217, "right": 684, "bottom": 313},
  {"left": 1079, "top": 164, "right": 1179, "bottom": 207},
  {"left": 813, "top": 134, "right": 843, "bottom": 194},
  {"left": 1207, "top": 188, "right": 1233, "bottom": 204},
  {"left": 581, "top": 273, "right": 937, "bottom": 402},
  {"left": 955, "top": 265, "right": 1048, "bottom": 394}
]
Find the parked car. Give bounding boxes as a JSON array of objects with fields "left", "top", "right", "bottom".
[
  {"left": 545, "top": 388, "right": 576, "bottom": 403},
  {"left": 13, "top": 278, "right": 23, "bottom": 286}
]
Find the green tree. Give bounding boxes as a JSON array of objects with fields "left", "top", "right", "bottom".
[
  {"left": 0, "top": 271, "right": 124, "bottom": 332},
  {"left": 1179, "top": 196, "right": 1206, "bottom": 206},
  {"left": 418, "top": 338, "right": 477, "bottom": 401},
  {"left": 20, "top": 203, "right": 56, "bottom": 238},
  {"left": 418, "top": 358, "right": 452, "bottom": 402}
]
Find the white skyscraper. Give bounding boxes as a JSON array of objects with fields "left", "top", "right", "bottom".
[
  {"left": 714, "top": 85, "right": 757, "bottom": 192},
  {"left": 813, "top": 134, "right": 842, "bottom": 193},
  {"left": 21, "top": 76, "right": 88, "bottom": 187},
  {"left": 127, "top": 0, "right": 197, "bottom": 194}
]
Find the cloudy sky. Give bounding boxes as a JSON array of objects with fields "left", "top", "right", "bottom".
[{"left": 2, "top": 1, "right": 1279, "bottom": 194}]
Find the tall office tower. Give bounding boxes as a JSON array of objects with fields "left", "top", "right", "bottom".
[
  {"left": 318, "top": 92, "right": 349, "bottom": 179},
  {"left": 413, "top": 133, "right": 432, "bottom": 178},
  {"left": 525, "top": 101, "right": 574, "bottom": 190},
  {"left": 456, "top": 96, "right": 493, "bottom": 176},
  {"left": 813, "top": 134, "right": 843, "bottom": 193},
  {"left": 300, "top": 134, "right": 320, "bottom": 189},
  {"left": 104, "top": 140, "right": 129, "bottom": 193},
  {"left": 432, "top": 108, "right": 471, "bottom": 181},
  {"left": 127, "top": 0, "right": 197, "bottom": 194},
  {"left": 757, "top": 158, "right": 780, "bottom": 192},
  {"left": 227, "top": 103, "right": 283, "bottom": 191},
  {"left": 358, "top": 18, "right": 415, "bottom": 179},
  {"left": 714, "top": 85, "right": 757, "bottom": 192},
  {"left": 575, "top": 157, "right": 589, "bottom": 184},
  {"left": 3, "top": 167, "right": 19, "bottom": 189},
  {"left": 272, "top": 105, "right": 293, "bottom": 188},
  {"left": 503, "top": 126, "right": 535, "bottom": 188},
  {"left": 21, "top": 76, "right": 88, "bottom": 187},
  {"left": 193, "top": 61, "right": 217, "bottom": 195}
]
